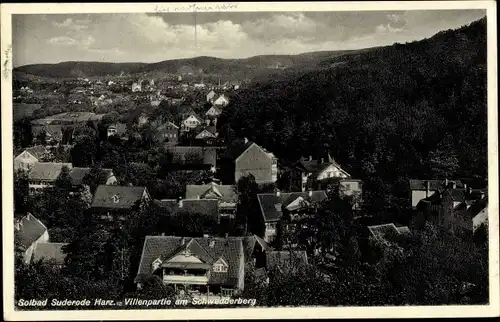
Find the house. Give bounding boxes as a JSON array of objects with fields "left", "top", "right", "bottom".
[
  {"left": 257, "top": 190, "right": 328, "bottom": 243},
  {"left": 90, "top": 185, "right": 150, "bottom": 221},
  {"left": 213, "top": 94, "right": 229, "bottom": 107},
  {"left": 165, "top": 146, "right": 217, "bottom": 171},
  {"left": 27, "top": 162, "right": 73, "bottom": 191},
  {"left": 206, "top": 90, "right": 217, "bottom": 103},
  {"left": 409, "top": 179, "right": 465, "bottom": 208},
  {"left": 205, "top": 105, "right": 222, "bottom": 118},
  {"left": 32, "top": 242, "right": 69, "bottom": 267},
  {"left": 185, "top": 183, "right": 238, "bottom": 217},
  {"left": 219, "top": 138, "right": 278, "bottom": 185},
  {"left": 290, "top": 155, "right": 351, "bottom": 192},
  {"left": 134, "top": 236, "right": 245, "bottom": 298},
  {"left": 14, "top": 146, "right": 51, "bottom": 171},
  {"left": 181, "top": 114, "right": 203, "bottom": 132},
  {"left": 416, "top": 187, "right": 488, "bottom": 236},
  {"left": 132, "top": 82, "right": 142, "bottom": 92},
  {"left": 194, "top": 127, "right": 218, "bottom": 145},
  {"left": 69, "top": 167, "right": 117, "bottom": 187},
  {"left": 315, "top": 178, "right": 363, "bottom": 210},
  {"left": 107, "top": 123, "right": 128, "bottom": 138},
  {"left": 243, "top": 235, "right": 270, "bottom": 269},
  {"left": 14, "top": 213, "right": 49, "bottom": 264},
  {"left": 154, "top": 121, "right": 179, "bottom": 145},
  {"left": 32, "top": 124, "right": 66, "bottom": 145}
]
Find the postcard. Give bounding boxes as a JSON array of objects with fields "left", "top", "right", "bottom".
[{"left": 2, "top": 1, "right": 499, "bottom": 320}]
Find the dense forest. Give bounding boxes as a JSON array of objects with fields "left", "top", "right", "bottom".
[{"left": 218, "top": 18, "right": 488, "bottom": 215}]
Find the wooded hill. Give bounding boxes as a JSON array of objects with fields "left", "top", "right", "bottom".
[{"left": 218, "top": 17, "right": 488, "bottom": 214}]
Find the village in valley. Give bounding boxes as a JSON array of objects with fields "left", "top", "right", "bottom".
[{"left": 12, "top": 13, "right": 490, "bottom": 308}]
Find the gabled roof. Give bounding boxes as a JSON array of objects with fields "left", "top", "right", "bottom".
[
  {"left": 220, "top": 140, "right": 254, "bottom": 160},
  {"left": 28, "top": 162, "right": 73, "bottom": 182},
  {"left": 266, "top": 250, "right": 308, "bottom": 271},
  {"left": 464, "top": 197, "right": 488, "bottom": 219},
  {"left": 91, "top": 185, "right": 147, "bottom": 210},
  {"left": 69, "top": 167, "right": 114, "bottom": 186},
  {"left": 444, "top": 189, "right": 466, "bottom": 202},
  {"left": 409, "top": 179, "right": 464, "bottom": 191},
  {"left": 296, "top": 158, "right": 350, "bottom": 177},
  {"left": 135, "top": 236, "right": 244, "bottom": 288},
  {"left": 14, "top": 213, "right": 47, "bottom": 250},
  {"left": 206, "top": 106, "right": 222, "bottom": 115},
  {"left": 185, "top": 184, "right": 237, "bottom": 204},
  {"left": 23, "top": 146, "right": 50, "bottom": 160},
  {"left": 182, "top": 113, "right": 203, "bottom": 123},
  {"left": 195, "top": 129, "right": 217, "bottom": 139},
  {"left": 156, "top": 121, "right": 179, "bottom": 130},
  {"left": 257, "top": 191, "right": 327, "bottom": 222},
  {"left": 32, "top": 242, "right": 69, "bottom": 265}
]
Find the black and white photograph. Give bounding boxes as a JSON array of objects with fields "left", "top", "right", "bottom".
[{"left": 2, "top": 1, "right": 498, "bottom": 320}]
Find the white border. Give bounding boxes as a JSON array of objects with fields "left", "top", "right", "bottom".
[{"left": 2, "top": 1, "right": 498, "bottom": 320}]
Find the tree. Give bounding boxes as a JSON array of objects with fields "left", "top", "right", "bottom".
[
  {"left": 428, "top": 134, "right": 459, "bottom": 178},
  {"left": 13, "top": 117, "right": 33, "bottom": 148},
  {"left": 236, "top": 174, "right": 259, "bottom": 236},
  {"left": 71, "top": 135, "right": 98, "bottom": 167},
  {"left": 14, "top": 169, "right": 29, "bottom": 213}
]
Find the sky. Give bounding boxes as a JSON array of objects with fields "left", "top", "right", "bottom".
[{"left": 12, "top": 10, "right": 486, "bottom": 67}]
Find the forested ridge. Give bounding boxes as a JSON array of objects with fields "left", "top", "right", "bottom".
[{"left": 218, "top": 17, "right": 487, "bottom": 214}]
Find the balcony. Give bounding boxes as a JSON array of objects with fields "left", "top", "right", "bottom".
[{"left": 163, "top": 274, "right": 209, "bottom": 285}]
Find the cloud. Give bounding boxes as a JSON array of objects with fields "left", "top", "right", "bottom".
[
  {"left": 47, "top": 36, "right": 78, "bottom": 46},
  {"left": 375, "top": 13, "right": 407, "bottom": 34},
  {"left": 52, "top": 18, "right": 89, "bottom": 31}
]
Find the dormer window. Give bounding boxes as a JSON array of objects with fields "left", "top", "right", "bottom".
[
  {"left": 213, "top": 258, "right": 228, "bottom": 273},
  {"left": 152, "top": 258, "right": 162, "bottom": 271},
  {"left": 112, "top": 194, "right": 120, "bottom": 203}
]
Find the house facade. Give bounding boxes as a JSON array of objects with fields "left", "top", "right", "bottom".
[
  {"left": 155, "top": 121, "right": 179, "bottom": 145},
  {"left": 135, "top": 236, "right": 245, "bottom": 298},
  {"left": 206, "top": 90, "right": 216, "bottom": 103},
  {"left": 14, "top": 146, "right": 51, "bottom": 171},
  {"left": 181, "top": 114, "right": 203, "bottom": 132},
  {"left": 290, "top": 155, "right": 351, "bottom": 192},
  {"left": 205, "top": 106, "right": 222, "bottom": 118},
  {"left": 213, "top": 95, "right": 229, "bottom": 107},
  {"left": 14, "top": 213, "right": 49, "bottom": 264}
]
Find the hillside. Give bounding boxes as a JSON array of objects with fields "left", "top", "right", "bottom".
[
  {"left": 13, "top": 50, "right": 357, "bottom": 81},
  {"left": 218, "top": 17, "right": 488, "bottom": 213}
]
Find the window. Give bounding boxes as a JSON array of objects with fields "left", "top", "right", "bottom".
[
  {"left": 213, "top": 263, "right": 227, "bottom": 273},
  {"left": 112, "top": 194, "right": 120, "bottom": 203}
]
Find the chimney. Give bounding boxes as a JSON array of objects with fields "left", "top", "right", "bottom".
[
  {"left": 178, "top": 198, "right": 183, "bottom": 208},
  {"left": 445, "top": 179, "right": 449, "bottom": 188},
  {"left": 463, "top": 184, "right": 467, "bottom": 192},
  {"left": 308, "top": 189, "right": 313, "bottom": 197},
  {"left": 276, "top": 189, "right": 280, "bottom": 197},
  {"left": 309, "top": 155, "right": 312, "bottom": 161},
  {"left": 244, "top": 137, "right": 248, "bottom": 144},
  {"left": 225, "top": 233, "right": 229, "bottom": 239},
  {"left": 204, "top": 234, "right": 209, "bottom": 238},
  {"left": 320, "top": 158, "right": 324, "bottom": 164},
  {"left": 480, "top": 192, "right": 485, "bottom": 199},
  {"left": 209, "top": 240, "right": 215, "bottom": 247},
  {"left": 468, "top": 186, "right": 472, "bottom": 195},
  {"left": 180, "top": 237, "right": 185, "bottom": 245},
  {"left": 26, "top": 213, "right": 31, "bottom": 221},
  {"left": 161, "top": 232, "right": 165, "bottom": 236},
  {"left": 425, "top": 181, "right": 430, "bottom": 198},
  {"left": 452, "top": 181, "right": 457, "bottom": 189}
]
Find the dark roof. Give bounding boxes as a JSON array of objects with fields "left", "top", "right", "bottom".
[
  {"left": 69, "top": 167, "right": 113, "bottom": 185},
  {"left": 220, "top": 140, "right": 253, "bottom": 160},
  {"left": 257, "top": 191, "right": 327, "bottom": 222},
  {"left": 185, "top": 183, "right": 237, "bottom": 204},
  {"left": 409, "top": 179, "right": 464, "bottom": 191},
  {"left": 464, "top": 197, "right": 488, "bottom": 219},
  {"left": 32, "top": 242, "right": 69, "bottom": 265},
  {"left": 266, "top": 250, "right": 308, "bottom": 271},
  {"left": 155, "top": 199, "right": 220, "bottom": 222},
  {"left": 165, "top": 146, "right": 217, "bottom": 166},
  {"left": 14, "top": 214, "right": 47, "bottom": 250},
  {"left": 445, "top": 189, "right": 466, "bottom": 202},
  {"left": 135, "top": 236, "right": 244, "bottom": 288},
  {"left": 91, "top": 185, "right": 147, "bottom": 210},
  {"left": 28, "top": 162, "right": 73, "bottom": 182}
]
